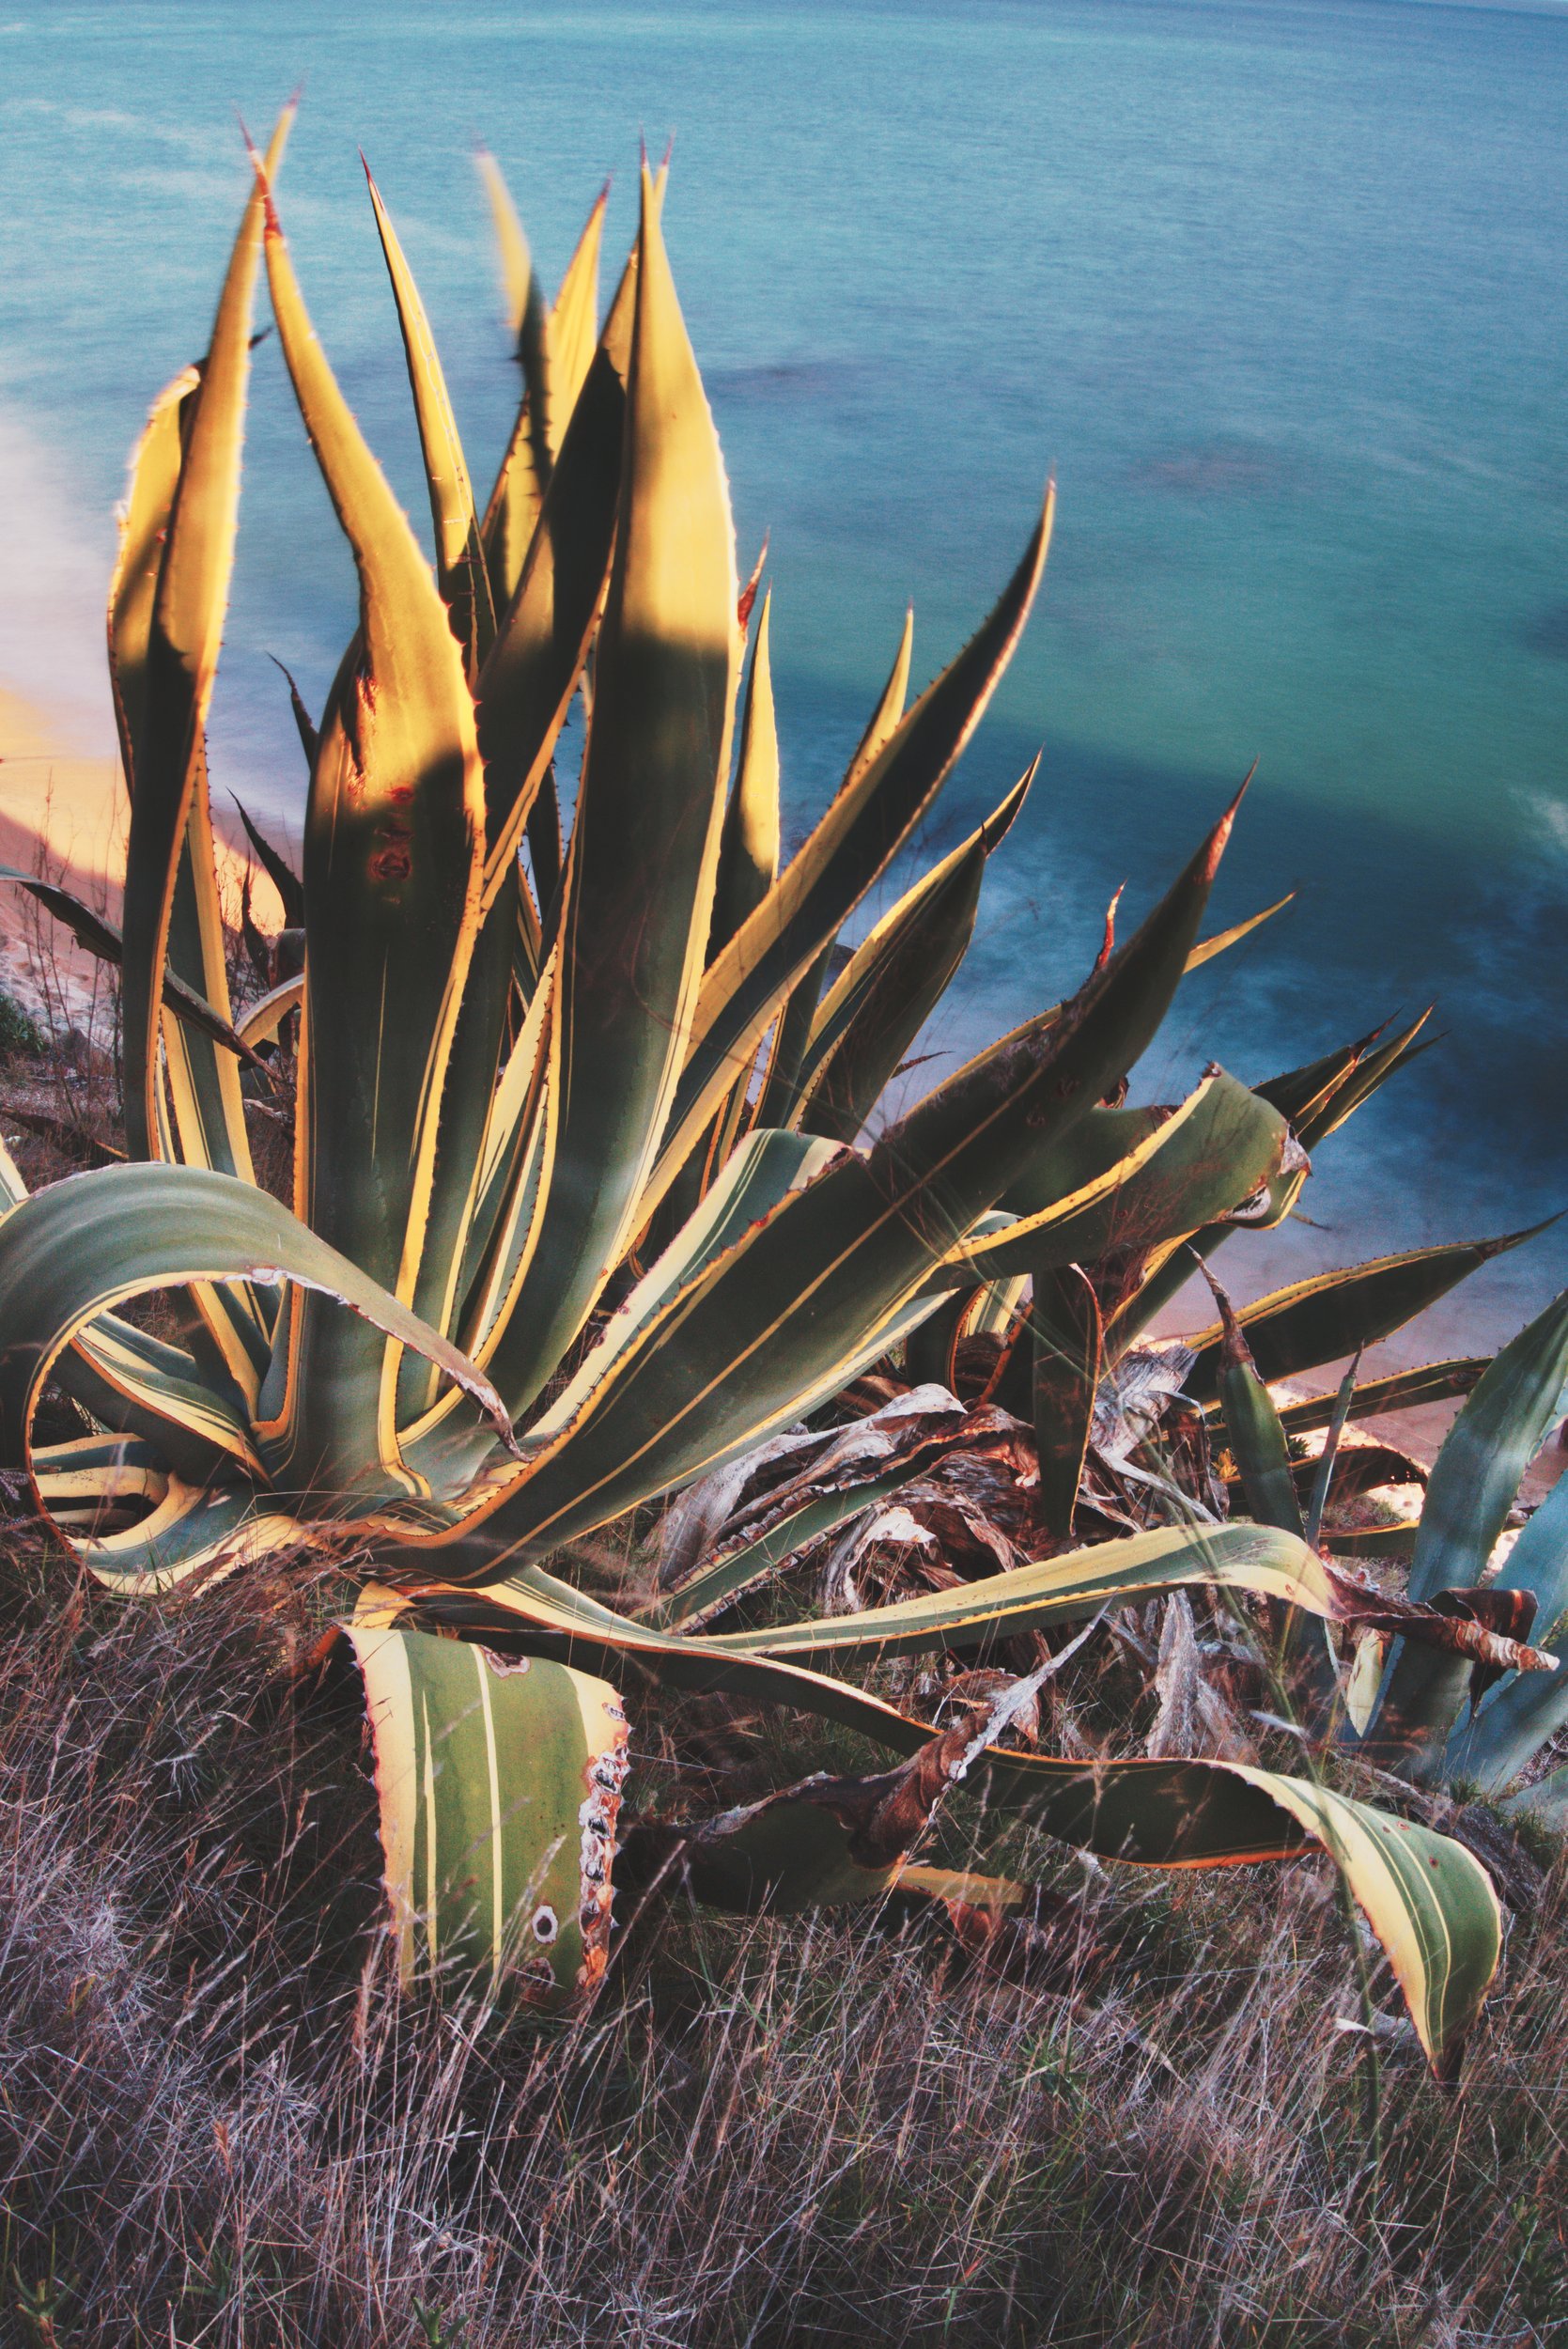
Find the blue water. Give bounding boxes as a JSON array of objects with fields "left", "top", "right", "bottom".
[{"left": 1, "top": 0, "right": 1565, "bottom": 1354}]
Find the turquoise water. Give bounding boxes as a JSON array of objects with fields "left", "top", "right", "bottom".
[{"left": 1, "top": 0, "right": 1565, "bottom": 1349}]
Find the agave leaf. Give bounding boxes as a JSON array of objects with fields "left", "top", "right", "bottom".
[
  {"left": 478, "top": 163, "right": 739, "bottom": 1423},
  {"left": 1370, "top": 1288, "right": 1568, "bottom": 1773},
  {"left": 1274, "top": 1360, "right": 1489, "bottom": 1436},
  {"left": 651, "top": 1389, "right": 979, "bottom": 1630},
  {"left": 236, "top": 973, "right": 304, "bottom": 1050},
  {"left": 269, "top": 655, "right": 320, "bottom": 775},
  {"left": 708, "top": 590, "right": 781, "bottom": 959},
  {"left": 231, "top": 798, "right": 305, "bottom": 926},
  {"left": 653, "top": 503, "right": 1053, "bottom": 1216},
  {"left": 117, "top": 111, "right": 293, "bottom": 1167},
  {"left": 0, "top": 869, "right": 265, "bottom": 1068},
  {"left": 752, "top": 610, "right": 916, "bottom": 1130},
  {"left": 58, "top": 1309, "right": 265, "bottom": 1483},
  {"left": 931, "top": 1068, "right": 1285, "bottom": 1293},
  {"left": 1183, "top": 1226, "right": 1550, "bottom": 1404},
  {"left": 794, "top": 763, "right": 1034, "bottom": 1147},
  {"left": 1107, "top": 1014, "right": 1433, "bottom": 1352},
  {"left": 1456, "top": 1471, "right": 1568, "bottom": 1793},
  {"left": 365, "top": 161, "right": 495, "bottom": 674},
  {"left": 365, "top": 1565, "right": 1497, "bottom": 2077},
  {"left": 1184, "top": 894, "right": 1294, "bottom": 971},
  {"left": 349, "top": 1618, "right": 627, "bottom": 2013},
  {"left": 475, "top": 148, "right": 551, "bottom": 609},
  {"left": 1210, "top": 1277, "right": 1305, "bottom": 1541},
  {"left": 477, "top": 344, "right": 626, "bottom": 894},
  {"left": 1032, "top": 1263, "right": 1102, "bottom": 1539},
  {"left": 424, "top": 794, "right": 1237, "bottom": 1559},
  {"left": 478, "top": 163, "right": 608, "bottom": 614},
  {"left": 262, "top": 171, "right": 489, "bottom": 1494},
  {"left": 0, "top": 1161, "right": 515, "bottom": 1540},
  {"left": 1408, "top": 1287, "right": 1568, "bottom": 1606}
]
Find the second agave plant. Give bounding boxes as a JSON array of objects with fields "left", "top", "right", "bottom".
[{"left": 0, "top": 108, "right": 1539, "bottom": 2077}]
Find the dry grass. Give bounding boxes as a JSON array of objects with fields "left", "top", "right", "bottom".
[{"left": 1, "top": 1535, "right": 1566, "bottom": 2349}]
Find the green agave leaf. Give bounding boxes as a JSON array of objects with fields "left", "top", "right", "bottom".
[
  {"left": 262, "top": 167, "right": 489, "bottom": 1495},
  {"left": 268, "top": 656, "right": 320, "bottom": 777},
  {"left": 1408, "top": 1287, "right": 1568, "bottom": 1607},
  {"left": 423, "top": 791, "right": 1238, "bottom": 1561},
  {"left": 349, "top": 1618, "right": 628, "bottom": 2013},
  {"left": 479, "top": 163, "right": 739, "bottom": 1423},
  {"left": 1107, "top": 1012, "right": 1432, "bottom": 1353},
  {"left": 365, "top": 160, "right": 495, "bottom": 675},
  {"left": 932, "top": 1067, "right": 1285, "bottom": 1294},
  {"left": 1211, "top": 1278, "right": 1305, "bottom": 1540},
  {"left": 1447, "top": 1474, "right": 1568, "bottom": 1794},
  {"left": 231, "top": 798, "right": 305, "bottom": 927},
  {"left": 1372, "top": 1287, "right": 1568, "bottom": 1774},
  {"left": 708, "top": 589, "right": 781, "bottom": 959},
  {"left": 1032, "top": 1262, "right": 1102, "bottom": 1539},
  {"left": 1274, "top": 1359, "right": 1489, "bottom": 1436},
  {"left": 752, "top": 611, "right": 915, "bottom": 1129},
  {"left": 794, "top": 762, "right": 1034, "bottom": 1147},
  {"left": 475, "top": 148, "right": 551, "bottom": 611},
  {"left": 476, "top": 339, "right": 625, "bottom": 895},
  {"left": 653, "top": 503, "right": 1052, "bottom": 1216},
  {"left": 1182, "top": 1226, "right": 1548, "bottom": 1404},
  {"left": 477, "top": 163, "right": 608, "bottom": 614},
  {"left": 0, "top": 1162, "right": 515, "bottom": 1526},
  {"left": 117, "top": 111, "right": 293, "bottom": 1169},
  {"left": 363, "top": 1557, "right": 1497, "bottom": 2077}
]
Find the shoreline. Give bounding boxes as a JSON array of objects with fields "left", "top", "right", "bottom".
[{"left": 0, "top": 684, "right": 286, "bottom": 1037}]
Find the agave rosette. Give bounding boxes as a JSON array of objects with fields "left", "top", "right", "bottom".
[{"left": 0, "top": 117, "right": 1514, "bottom": 2072}]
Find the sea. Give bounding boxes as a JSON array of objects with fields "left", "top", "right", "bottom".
[{"left": 0, "top": 0, "right": 1564, "bottom": 1357}]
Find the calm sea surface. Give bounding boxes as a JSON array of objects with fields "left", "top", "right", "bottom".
[{"left": 1, "top": 0, "right": 1565, "bottom": 1349}]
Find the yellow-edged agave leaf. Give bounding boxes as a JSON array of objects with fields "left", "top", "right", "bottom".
[
  {"left": 108, "top": 362, "right": 200, "bottom": 774},
  {"left": 478, "top": 164, "right": 607, "bottom": 614},
  {"left": 547, "top": 180, "right": 609, "bottom": 442},
  {"left": 847, "top": 605, "right": 915, "bottom": 787},
  {"left": 479, "top": 163, "right": 739, "bottom": 1422},
  {"left": 1275, "top": 1359, "right": 1489, "bottom": 1435},
  {"left": 752, "top": 608, "right": 918, "bottom": 1129},
  {"left": 407, "top": 796, "right": 1238, "bottom": 1559},
  {"left": 262, "top": 174, "right": 488, "bottom": 1496},
  {"left": 793, "top": 762, "right": 1034, "bottom": 1146},
  {"left": 476, "top": 148, "right": 551, "bottom": 610},
  {"left": 0, "top": 1162, "right": 516, "bottom": 1544},
  {"left": 117, "top": 109, "right": 293, "bottom": 1169},
  {"left": 1183, "top": 893, "right": 1294, "bottom": 971},
  {"left": 927, "top": 1067, "right": 1286, "bottom": 1290},
  {"left": 59, "top": 1310, "right": 265, "bottom": 1484},
  {"left": 708, "top": 590, "right": 782, "bottom": 957},
  {"left": 236, "top": 973, "right": 305, "bottom": 1050},
  {"left": 653, "top": 501, "right": 1053, "bottom": 1216},
  {"left": 1099, "top": 1014, "right": 1421, "bottom": 1355},
  {"left": 365, "top": 161, "right": 495, "bottom": 674},
  {"left": 1373, "top": 1287, "right": 1568, "bottom": 1774},
  {"left": 349, "top": 1617, "right": 628, "bottom": 2012},
  {"left": 1184, "top": 1223, "right": 1553, "bottom": 1402},
  {"left": 368, "top": 1566, "right": 1498, "bottom": 2076},
  {"left": 476, "top": 341, "right": 625, "bottom": 896}
]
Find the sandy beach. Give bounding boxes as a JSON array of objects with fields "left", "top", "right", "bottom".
[{"left": 0, "top": 683, "right": 287, "bottom": 1039}]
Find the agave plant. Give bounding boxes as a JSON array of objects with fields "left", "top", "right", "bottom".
[
  {"left": 0, "top": 112, "right": 1524, "bottom": 2076},
  {"left": 1207, "top": 1267, "right": 1568, "bottom": 1802}
]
